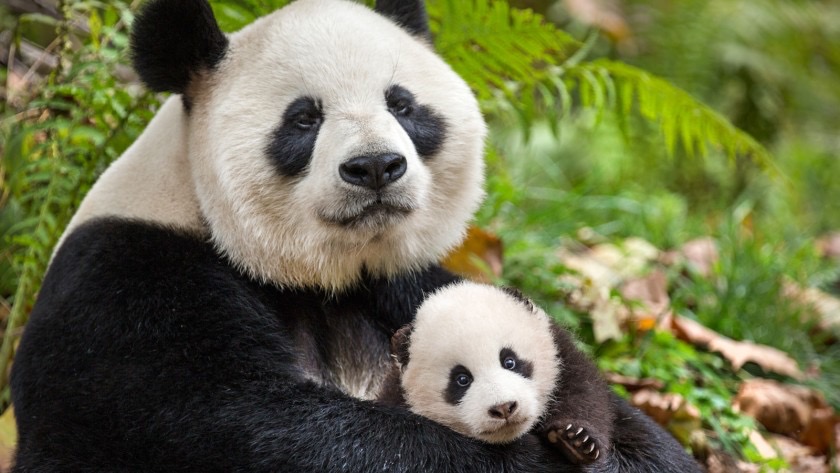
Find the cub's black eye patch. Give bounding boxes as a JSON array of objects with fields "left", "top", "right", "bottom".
[
  {"left": 500, "top": 347, "right": 533, "bottom": 379},
  {"left": 385, "top": 84, "right": 446, "bottom": 159},
  {"left": 444, "top": 364, "right": 472, "bottom": 405},
  {"left": 265, "top": 96, "right": 323, "bottom": 177}
]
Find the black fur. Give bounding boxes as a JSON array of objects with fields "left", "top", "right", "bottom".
[
  {"left": 11, "top": 218, "right": 577, "bottom": 472},
  {"left": 266, "top": 96, "right": 323, "bottom": 177},
  {"left": 386, "top": 84, "right": 447, "bottom": 158},
  {"left": 130, "top": 0, "right": 228, "bottom": 105},
  {"left": 500, "top": 347, "right": 533, "bottom": 379},
  {"left": 375, "top": 0, "right": 432, "bottom": 41}
]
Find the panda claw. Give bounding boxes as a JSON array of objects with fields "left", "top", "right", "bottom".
[{"left": 543, "top": 421, "right": 603, "bottom": 465}]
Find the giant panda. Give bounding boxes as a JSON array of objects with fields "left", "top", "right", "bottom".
[
  {"left": 378, "top": 282, "right": 614, "bottom": 465},
  {"left": 10, "top": 0, "right": 700, "bottom": 471}
]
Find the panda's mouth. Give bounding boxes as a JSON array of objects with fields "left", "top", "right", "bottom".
[
  {"left": 478, "top": 417, "right": 532, "bottom": 441},
  {"left": 319, "top": 196, "right": 415, "bottom": 229}
]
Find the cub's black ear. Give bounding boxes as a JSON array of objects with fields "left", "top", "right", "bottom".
[
  {"left": 130, "top": 0, "right": 228, "bottom": 96},
  {"left": 390, "top": 324, "right": 414, "bottom": 367},
  {"left": 501, "top": 286, "right": 537, "bottom": 313},
  {"left": 375, "top": 0, "right": 431, "bottom": 42}
]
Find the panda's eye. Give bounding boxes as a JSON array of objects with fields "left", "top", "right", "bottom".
[
  {"left": 385, "top": 86, "right": 415, "bottom": 117},
  {"left": 294, "top": 113, "right": 322, "bottom": 130},
  {"left": 455, "top": 373, "right": 472, "bottom": 387},
  {"left": 389, "top": 99, "right": 412, "bottom": 116},
  {"left": 503, "top": 357, "right": 516, "bottom": 370}
]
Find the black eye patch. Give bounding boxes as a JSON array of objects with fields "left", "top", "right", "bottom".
[
  {"left": 265, "top": 96, "right": 323, "bottom": 177},
  {"left": 499, "top": 347, "right": 533, "bottom": 379},
  {"left": 444, "top": 364, "right": 472, "bottom": 405},
  {"left": 385, "top": 85, "right": 446, "bottom": 159}
]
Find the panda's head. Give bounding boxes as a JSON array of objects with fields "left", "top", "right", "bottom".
[
  {"left": 130, "top": 0, "right": 486, "bottom": 290},
  {"left": 394, "top": 282, "right": 560, "bottom": 444}
]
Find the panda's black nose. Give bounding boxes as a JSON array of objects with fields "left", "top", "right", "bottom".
[
  {"left": 488, "top": 401, "right": 518, "bottom": 420},
  {"left": 339, "top": 153, "right": 407, "bottom": 190}
]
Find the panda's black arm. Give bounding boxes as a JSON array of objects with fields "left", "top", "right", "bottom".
[
  {"left": 10, "top": 219, "right": 583, "bottom": 473},
  {"left": 541, "top": 324, "right": 616, "bottom": 445}
]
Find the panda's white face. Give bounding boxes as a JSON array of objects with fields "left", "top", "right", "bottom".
[
  {"left": 185, "top": 0, "right": 486, "bottom": 290},
  {"left": 402, "top": 283, "right": 560, "bottom": 444}
]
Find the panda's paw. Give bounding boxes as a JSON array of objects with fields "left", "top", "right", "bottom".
[{"left": 543, "top": 421, "right": 603, "bottom": 464}]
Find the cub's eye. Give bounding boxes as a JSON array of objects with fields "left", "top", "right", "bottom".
[
  {"left": 389, "top": 99, "right": 412, "bottom": 116},
  {"left": 295, "top": 113, "right": 322, "bottom": 130},
  {"left": 455, "top": 374, "right": 472, "bottom": 387},
  {"left": 502, "top": 357, "right": 516, "bottom": 370}
]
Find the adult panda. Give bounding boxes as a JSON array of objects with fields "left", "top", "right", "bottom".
[{"left": 10, "top": 0, "right": 696, "bottom": 471}]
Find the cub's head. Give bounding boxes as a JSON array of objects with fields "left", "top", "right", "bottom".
[
  {"left": 394, "top": 282, "right": 560, "bottom": 444},
  {"left": 130, "top": 0, "right": 486, "bottom": 290}
]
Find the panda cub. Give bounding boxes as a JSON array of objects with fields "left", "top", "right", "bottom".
[{"left": 379, "top": 281, "right": 614, "bottom": 465}]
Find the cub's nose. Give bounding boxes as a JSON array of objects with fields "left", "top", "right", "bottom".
[
  {"left": 488, "top": 401, "right": 518, "bottom": 420},
  {"left": 339, "top": 153, "right": 407, "bottom": 191}
]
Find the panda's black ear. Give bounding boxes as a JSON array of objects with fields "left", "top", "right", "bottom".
[
  {"left": 130, "top": 0, "right": 228, "bottom": 96},
  {"left": 501, "top": 286, "right": 537, "bottom": 314},
  {"left": 375, "top": 0, "right": 432, "bottom": 42},
  {"left": 390, "top": 324, "right": 414, "bottom": 367}
]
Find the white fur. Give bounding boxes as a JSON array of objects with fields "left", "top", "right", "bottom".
[
  {"left": 60, "top": 0, "right": 486, "bottom": 291},
  {"left": 402, "top": 282, "right": 561, "bottom": 444}
]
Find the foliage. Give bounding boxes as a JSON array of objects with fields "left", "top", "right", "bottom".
[{"left": 0, "top": 0, "right": 159, "bottom": 405}]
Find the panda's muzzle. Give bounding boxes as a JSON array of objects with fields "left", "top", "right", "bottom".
[{"left": 339, "top": 153, "right": 406, "bottom": 191}]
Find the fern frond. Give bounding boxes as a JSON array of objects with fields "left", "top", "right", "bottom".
[
  {"left": 562, "top": 60, "right": 775, "bottom": 167},
  {"left": 429, "top": 0, "right": 581, "bottom": 103},
  {"left": 431, "top": 0, "right": 774, "bottom": 168}
]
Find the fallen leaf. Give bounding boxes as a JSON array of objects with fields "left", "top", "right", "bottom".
[
  {"left": 603, "top": 372, "right": 664, "bottom": 392},
  {"left": 563, "top": 0, "right": 632, "bottom": 41},
  {"left": 733, "top": 379, "right": 836, "bottom": 450},
  {"left": 661, "top": 237, "right": 718, "bottom": 277},
  {"left": 748, "top": 429, "right": 778, "bottom": 459},
  {"left": 630, "top": 389, "right": 701, "bottom": 445},
  {"left": 588, "top": 285, "right": 625, "bottom": 343},
  {"left": 816, "top": 233, "right": 840, "bottom": 261},
  {"left": 783, "top": 279, "right": 840, "bottom": 332},
  {"left": 671, "top": 315, "right": 803, "bottom": 379},
  {"left": 799, "top": 407, "right": 838, "bottom": 454},
  {"left": 442, "top": 226, "right": 503, "bottom": 283},
  {"left": 771, "top": 434, "right": 831, "bottom": 473},
  {"left": 620, "top": 269, "right": 671, "bottom": 331}
]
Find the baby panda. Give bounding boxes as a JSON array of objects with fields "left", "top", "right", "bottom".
[{"left": 378, "top": 281, "right": 614, "bottom": 465}]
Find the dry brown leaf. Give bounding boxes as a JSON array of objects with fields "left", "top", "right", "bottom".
[
  {"left": 748, "top": 430, "right": 778, "bottom": 459},
  {"left": 816, "top": 232, "right": 840, "bottom": 261},
  {"left": 799, "top": 407, "right": 838, "bottom": 454},
  {"left": 630, "top": 389, "right": 701, "bottom": 445},
  {"left": 603, "top": 372, "right": 664, "bottom": 392},
  {"left": 671, "top": 315, "right": 803, "bottom": 379},
  {"left": 783, "top": 280, "right": 840, "bottom": 331},
  {"left": 563, "top": 0, "right": 632, "bottom": 41},
  {"left": 734, "top": 379, "right": 809, "bottom": 435},
  {"left": 661, "top": 237, "right": 718, "bottom": 277},
  {"left": 771, "top": 434, "right": 832, "bottom": 472},
  {"left": 620, "top": 269, "right": 671, "bottom": 331},
  {"left": 442, "top": 226, "right": 503, "bottom": 283},
  {"left": 733, "top": 379, "right": 835, "bottom": 449}
]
